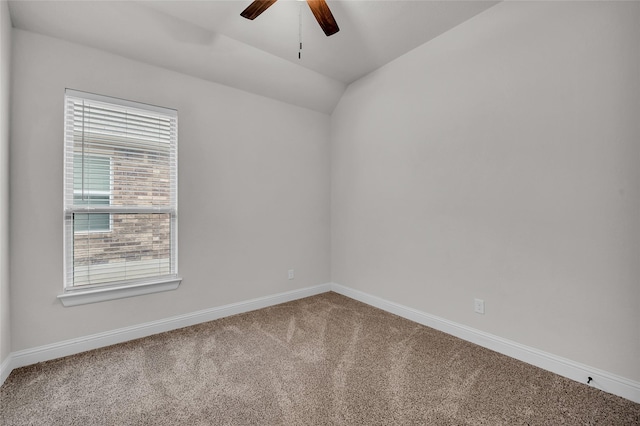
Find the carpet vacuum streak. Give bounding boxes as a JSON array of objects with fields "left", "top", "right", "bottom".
[{"left": 1, "top": 292, "right": 639, "bottom": 425}]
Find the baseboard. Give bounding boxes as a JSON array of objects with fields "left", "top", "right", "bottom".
[
  {"left": 0, "top": 353, "right": 12, "bottom": 385},
  {"left": 329, "top": 282, "right": 640, "bottom": 404},
  {"left": 3, "top": 283, "right": 331, "bottom": 383}
]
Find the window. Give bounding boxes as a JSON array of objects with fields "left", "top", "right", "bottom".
[
  {"left": 60, "top": 90, "right": 180, "bottom": 306},
  {"left": 73, "top": 154, "right": 111, "bottom": 233}
]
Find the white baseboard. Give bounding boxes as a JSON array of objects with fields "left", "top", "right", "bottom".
[
  {"left": 0, "top": 353, "right": 12, "bottom": 385},
  {"left": 329, "top": 282, "right": 640, "bottom": 404},
  {"left": 3, "top": 283, "right": 331, "bottom": 381}
]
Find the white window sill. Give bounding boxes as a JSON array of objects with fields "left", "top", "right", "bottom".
[{"left": 58, "top": 277, "right": 182, "bottom": 307}]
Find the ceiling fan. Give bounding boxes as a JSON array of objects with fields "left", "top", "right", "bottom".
[{"left": 241, "top": 0, "right": 340, "bottom": 37}]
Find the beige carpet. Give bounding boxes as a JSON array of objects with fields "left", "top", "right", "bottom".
[{"left": 1, "top": 292, "right": 638, "bottom": 425}]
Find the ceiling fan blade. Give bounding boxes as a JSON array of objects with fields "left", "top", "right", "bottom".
[
  {"left": 306, "top": 0, "right": 340, "bottom": 36},
  {"left": 240, "top": 0, "right": 278, "bottom": 20}
]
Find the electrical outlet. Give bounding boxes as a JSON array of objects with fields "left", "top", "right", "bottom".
[
  {"left": 474, "top": 298, "right": 485, "bottom": 314},
  {"left": 288, "top": 269, "right": 295, "bottom": 280}
]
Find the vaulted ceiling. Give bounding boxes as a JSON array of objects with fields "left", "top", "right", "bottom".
[{"left": 8, "top": 0, "right": 499, "bottom": 113}]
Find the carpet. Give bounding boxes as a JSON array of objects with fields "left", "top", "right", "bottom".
[{"left": 1, "top": 292, "right": 639, "bottom": 425}]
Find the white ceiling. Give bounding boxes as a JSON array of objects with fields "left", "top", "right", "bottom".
[{"left": 8, "top": 0, "right": 499, "bottom": 113}]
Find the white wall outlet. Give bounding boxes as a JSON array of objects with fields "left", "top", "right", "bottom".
[
  {"left": 288, "top": 269, "right": 295, "bottom": 280},
  {"left": 474, "top": 298, "right": 485, "bottom": 314}
]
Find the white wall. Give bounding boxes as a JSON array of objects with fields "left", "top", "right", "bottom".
[
  {"left": 331, "top": 1, "right": 640, "bottom": 381},
  {"left": 10, "top": 29, "right": 330, "bottom": 351},
  {"left": 0, "top": 0, "right": 11, "bottom": 366}
]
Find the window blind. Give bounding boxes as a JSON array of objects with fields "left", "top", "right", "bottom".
[{"left": 64, "top": 89, "right": 178, "bottom": 289}]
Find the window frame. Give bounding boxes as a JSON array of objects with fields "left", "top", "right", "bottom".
[{"left": 59, "top": 89, "right": 181, "bottom": 307}]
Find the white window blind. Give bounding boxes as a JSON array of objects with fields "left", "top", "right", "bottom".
[{"left": 64, "top": 89, "right": 178, "bottom": 289}]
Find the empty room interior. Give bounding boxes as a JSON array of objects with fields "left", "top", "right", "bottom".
[{"left": 1, "top": 0, "right": 639, "bottom": 424}]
